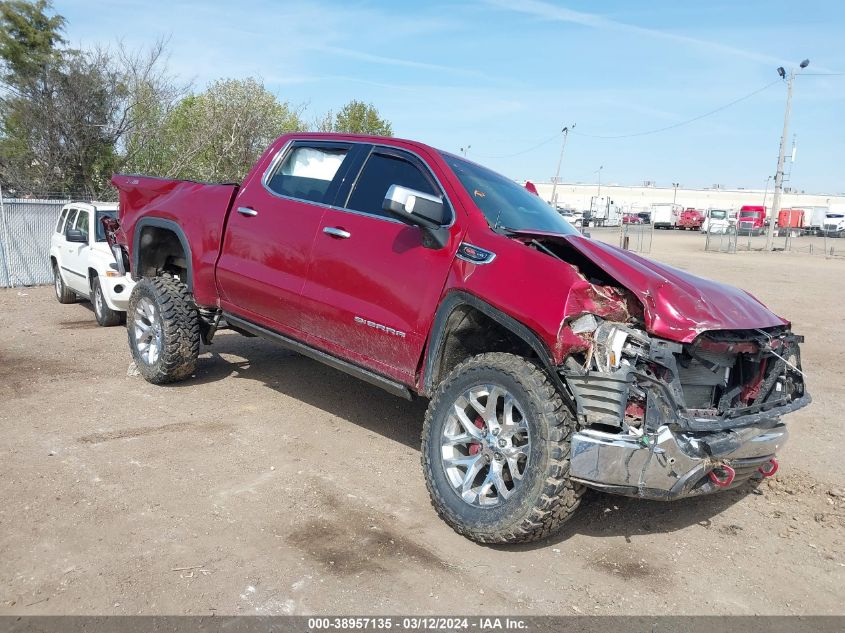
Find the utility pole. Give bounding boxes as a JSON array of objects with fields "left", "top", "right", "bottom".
[
  {"left": 766, "top": 59, "right": 809, "bottom": 251},
  {"left": 672, "top": 182, "right": 680, "bottom": 205},
  {"left": 460, "top": 145, "right": 471, "bottom": 157},
  {"left": 596, "top": 165, "right": 603, "bottom": 198},
  {"left": 550, "top": 124, "right": 575, "bottom": 208}
]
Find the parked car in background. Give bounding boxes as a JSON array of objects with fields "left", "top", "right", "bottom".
[
  {"left": 678, "top": 208, "right": 704, "bottom": 230},
  {"left": 49, "top": 202, "right": 135, "bottom": 326},
  {"left": 109, "top": 132, "right": 809, "bottom": 544},
  {"left": 622, "top": 213, "right": 642, "bottom": 224},
  {"left": 556, "top": 207, "right": 583, "bottom": 227},
  {"left": 636, "top": 211, "right": 651, "bottom": 224},
  {"left": 737, "top": 205, "right": 767, "bottom": 236},
  {"left": 701, "top": 209, "right": 731, "bottom": 234},
  {"left": 650, "top": 203, "right": 682, "bottom": 229}
]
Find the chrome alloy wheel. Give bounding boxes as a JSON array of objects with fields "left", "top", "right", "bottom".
[
  {"left": 94, "top": 283, "right": 104, "bottom": 318},
  {"left": 441, "top": 384, "right": 531, "bottom": 507},
  {"left": 132, "top": 296, "right": 163, "bottom": 365}
]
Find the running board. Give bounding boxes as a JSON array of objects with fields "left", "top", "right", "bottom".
[{"left": 223, "top": 313, "right": 413, "bottom": 400}]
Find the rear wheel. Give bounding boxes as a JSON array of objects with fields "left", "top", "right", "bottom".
[
  {"left": 422, "top": 353, "right": 583, "bottom": 544},
  {"left": 92, "top": 276, "right": 123, "bottom": 327},
  {"left": 53, "top": 262, "right": 76, "bottom": 304},
  {"left": 127, "top": 276, "right": 200, "bottom": 384}
]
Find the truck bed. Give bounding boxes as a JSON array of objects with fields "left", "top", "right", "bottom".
[{"left": 111, "top": 175, "right": 240, "bottom": 306}]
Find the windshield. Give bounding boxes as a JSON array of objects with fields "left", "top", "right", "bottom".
[
  {"left": 441, "top": 153, "right": 578, "bottom": 235},
  {"left": 95, "top": 210, "right": 117, "bottom": 241},
  {"left": 710, "top": 210, "right": 727, "bottom": 219},
  {"left": 739, "top": 210, "right": 758, "bottom": 217},
  {"left": 827, "top": 213, "right": 844, "bottom": 219}
]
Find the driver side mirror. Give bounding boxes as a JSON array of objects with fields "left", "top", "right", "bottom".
[
  {"left": 65, "top": 228, "right": 87, "bottom": 243},
  {"left": 383, "top": 184, "right": 449, "bottom": 249}
]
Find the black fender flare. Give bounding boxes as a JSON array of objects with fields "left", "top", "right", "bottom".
[
  {"left": 131, "top": 217, "right": 194, "bottom": 291},
  {"left": 422, "top": 290, "right": 571, "bottom": 404}
]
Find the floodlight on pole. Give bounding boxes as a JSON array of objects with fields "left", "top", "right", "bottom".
[{"left": 766, "top": 59, "right": 809, "bottom": 251}]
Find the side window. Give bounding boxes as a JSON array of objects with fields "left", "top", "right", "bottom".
[
  {"left": 266, "top": 145, "right": 348, "bottom": 204},
  {"left": 55, "top": 209, "right": 68, "bottom": 233},
  {"left": 75, "top": 210, "right": 90, "bottom": 240},
  {"left": 63, "top": 209, "right": 78, "bottom": 235},
  {"left": 346, "top": 151, "right": 441, "bottom": 220}
]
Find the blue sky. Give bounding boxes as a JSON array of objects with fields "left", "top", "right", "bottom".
[{"left": 58, "top": 0, "right": 845, "bottom": 193}]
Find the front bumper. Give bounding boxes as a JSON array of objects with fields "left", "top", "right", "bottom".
[
  {"left": 570, "top": 420, "right": 792, "bottom": 500},
  {"left": 100, "top": 273, "right": 135, "bottom": 311}
]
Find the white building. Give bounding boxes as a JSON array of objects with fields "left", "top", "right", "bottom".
[{"left": 533, "top": 181, "right": 845, "bottom": 214}]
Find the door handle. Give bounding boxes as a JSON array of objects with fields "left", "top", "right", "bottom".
[
  {"left": 237, "top": 207, "right": 258, "bottom": 217},
  {"left": 323, "top": 227, "right": 351, "bottom": 239}
]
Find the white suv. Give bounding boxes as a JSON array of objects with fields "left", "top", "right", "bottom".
[{"left": 49, "top": 202, "right": 135, "bottom": 326}]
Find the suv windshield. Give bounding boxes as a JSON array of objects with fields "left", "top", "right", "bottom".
[
  {"left": 95, "top": 210, "right": 117, "bottom": 241},
  {"left": 441, "top": 153, "right": 578, "bottom": 235},
  {"left": 710, "top": 210, "right": 727, "bottom": 219}
]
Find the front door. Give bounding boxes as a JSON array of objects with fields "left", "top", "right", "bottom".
[
  {"left": 215, "top": 140, "right": 356, "bottom": 336},
  {"left": 302, "top": 146, "right": 461, "bottom": 383},
  {"left": 63, "top": 209, "right": 91, "bottom": 294}
]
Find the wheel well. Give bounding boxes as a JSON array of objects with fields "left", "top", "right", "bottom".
[
  {"left": 429, "top": 304, "right": 537, "bottom": 389},
  {"left": 88, "top": 268, "right": 97, "bottom": 290},
  {"left": 136, "top": 226, "right": 189, "bottom": 282}
]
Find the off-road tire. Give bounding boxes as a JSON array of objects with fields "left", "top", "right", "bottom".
[
  {"left": 92, "top": 276, "right": 123, "bottom": 327},
  {"left": 422, "top": 352, "right": 583, "bottom": 544},
  {"left": 53, "top": 262, "right": 76, "bottom": 304},
  {"left": 127, "top": 276, "right": 200, "bottom": 384}
]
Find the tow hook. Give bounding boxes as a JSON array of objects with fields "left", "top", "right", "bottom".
[
  {"left": 708, "top": 464, "right": 736, "bottom": 488},
  {"left": 758, "top": 458, "right": 779, "bottom": 478}
]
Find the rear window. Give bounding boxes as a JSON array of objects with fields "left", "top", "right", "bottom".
[{"left": 266, "top": 146, "right": 348, "bottom": 204}]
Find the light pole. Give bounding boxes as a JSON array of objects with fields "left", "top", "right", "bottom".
[
  {"left": 460, "top": 145, "right": 471, "bottom": 157},
  {"left": 596, "top": 165, "right": 603, "bottom": 198},
  {"left": 762, "top": 175, "right": 773, "bottom": 208},
  {"left": 550, "top": 124, "right": 575, "bottom": 208},
  {"left": 672, "top": 182, "right": 680, "bottom": 205},
  {"left": 766, "top": 58, "right": 809, "bottom": 251}
]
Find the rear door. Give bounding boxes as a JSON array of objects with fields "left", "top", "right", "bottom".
[
  {"left": 216, "top": 140, "right": 358, "bottom": 335},
  {"left": 301, "top": 145, "right": 460, "bottom": 383}
]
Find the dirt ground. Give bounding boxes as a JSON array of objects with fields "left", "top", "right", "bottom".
[{"left": 1, "top": 229, "right": 843, "bottom": 616}]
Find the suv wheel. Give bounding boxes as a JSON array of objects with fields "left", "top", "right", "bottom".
[
  {"left": 422, "top": 353, "right": 583, "bottom": 544},
  {"left": 92, "top": 276, "right": 123, "bottom": 327},
  {"left": 127, "top": 276, "right": 200, "bottom": 384},
  {"left": 53, "top": 262, "right": 76, "bottom": 304}
]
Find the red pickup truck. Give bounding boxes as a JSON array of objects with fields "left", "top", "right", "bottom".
[{"left": 110, "top": 133, "right": 808, "bottom": 544}]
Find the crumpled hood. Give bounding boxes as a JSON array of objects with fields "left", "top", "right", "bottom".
[{"left": 563, "top": 235, "right": 788, "bottom": 342}]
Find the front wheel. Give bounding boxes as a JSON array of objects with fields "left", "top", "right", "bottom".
[
  {"left": 422, "top": 353, "right": 583, "bottom": 544},
  {"left": 127, "top": 276, "right": 200, "bottom": 384},
  {"left": 92, "top": 276, "right": 123, "bottom": 327}
]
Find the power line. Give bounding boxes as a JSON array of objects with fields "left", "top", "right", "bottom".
[
  {"left": 472, "top": 131, "right": 563, "bottom": 159},
  {"left": 572, "top": 79, "right": 781, "bottom": 140}
]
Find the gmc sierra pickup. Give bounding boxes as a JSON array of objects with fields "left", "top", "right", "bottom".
[{"left": 110, "top": 133, "right": 809, "bottom": 544}]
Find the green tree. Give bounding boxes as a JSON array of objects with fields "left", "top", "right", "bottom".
[
  {"left": 0, "top": 0, "right": 65, "bottom": 83},
  {"left": 131, "top": 77, "right": 306, "bottom": 183},
  {"left": 332, "top": 100, "right": 393, "bottom": 136}
]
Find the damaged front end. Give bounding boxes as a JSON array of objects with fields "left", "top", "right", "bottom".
[{"left": 560, "top": 316, "right": 809, "bottom": 500}]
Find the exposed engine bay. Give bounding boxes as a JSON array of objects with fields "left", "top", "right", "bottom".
[{"left": 523, "top": 235, "right": 810, "bottom": 500}]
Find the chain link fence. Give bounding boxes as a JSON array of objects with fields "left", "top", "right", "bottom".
[
  {"left": 703, "top": 225, "right": 845, "bottom": 257},
  {"left": 0, "top": 197, "right": 71, "bottom": 288},
  {"left": 618, "top": 222, "right": 653, "bottom": 254}
]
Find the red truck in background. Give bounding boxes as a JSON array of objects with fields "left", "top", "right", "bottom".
[
  {"left": 108, "top": 133, "right": 808, "bottom": 544},
  {"left": 737, "top": 205, "right": 767, "bottom": 235},
  {"left": 677, "top": 208, "right": 704, "bottom": 230}
]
